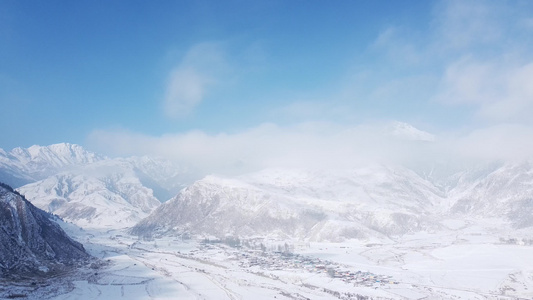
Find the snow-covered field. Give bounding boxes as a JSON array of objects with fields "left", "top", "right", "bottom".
[{"left": 14, "top": 219, "right": 526, "bottom": 300}]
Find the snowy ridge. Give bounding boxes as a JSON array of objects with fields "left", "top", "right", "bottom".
[
  {"left": 4, "top": 142, "right": 533, "bottom": 241},
  {"left": 132, "top": 165, "right": 446, "bottom": 241},
  {"left": 449, "top": 162, "right": 533, "bottom": 228},
  {"left": 0, "top": 143, "right": 192, "bottom": 229},
  {"left": 18, "top": 160, "right": 162, "bottom": 229},
  {"left": 132, "top": 162, "right": 533, "bottom": 241},
  {"left": 0, "top": 143, "right": 105, "bottom": 187}
]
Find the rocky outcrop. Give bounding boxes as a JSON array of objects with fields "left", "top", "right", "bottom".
[{"left": 0, "top": 183, "right": 90, "bottom": 278}]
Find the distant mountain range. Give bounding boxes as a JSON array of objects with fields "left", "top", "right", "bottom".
[
  {"left": 1, "top": 143, "right": 192, "bottom": 228},
  {"left": 0, "top": 143, "right": 104, "bottom": 187},
  {"left": 2, "top": 142, "right": 533, "bottom": 241}
]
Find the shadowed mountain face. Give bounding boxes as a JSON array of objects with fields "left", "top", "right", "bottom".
[{"left": 0, "top": 183, "right": 90, "bottom": 278}]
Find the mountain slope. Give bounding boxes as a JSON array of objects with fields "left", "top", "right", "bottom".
[
  {"left": 449, "top": 162, "right": 533, "bottom": 228},
  {"left": 0, "top": 183, "right": 90, "bottom": 278},
  {"left": 131, "top": 175, "right": 329, "bottom": 240},
  {"left": 0, "top": 143, "right": 193, "bottom": 228},
  {"left": 6, "top": 143, "right": 533, "bottom": 240},
  {"left": 18, "top": 160, "right": 161, "bottom": 228},
  {"left": 131, "top": 166, "right": 445, "bottom": 241}
]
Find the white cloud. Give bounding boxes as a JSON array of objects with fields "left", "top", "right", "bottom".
[
  {"left": 164, "top": 68, "right": 209, "bottom": 117},
  {"left": 429, "top": 1, "right": 533, "bottom": 124},
  {"left": 433, "top": 0, "right": 503, "bottom": 50},
  {"left": 365, "top": 1, "right": 533, "bottom": 125},
  {"left": 434, "top": 57, "right": 533, "bottom": 122},
  {"left": 88, "top": 123, "right": 374, "bottom": 171},
  {"left": 480, "top": 62, "right": 533, "bottom": 121},
  {"left": 450, "top": 124, "right": 533, "bottom": 163},
  {"left": 87, "top": 1, "right": 533, "bottom": 178},
  {"left": 434, "top": 57, "right": 499, "bottom": 105},
  {"left": 370, "top": 26, "right": 423, "bottom": 66},
  {"left": 87, "top": 120, "right": 533, "bottom": 178},
  {"left": 87, "top": 121, "right": 446, "bottom": 175},
  {"left": 163, "top": 42, "right": 229, "bottom": 118}
]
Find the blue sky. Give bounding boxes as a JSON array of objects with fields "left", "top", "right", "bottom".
[{"left": 2, "top": 1, "right": 533, "bottom": 171}]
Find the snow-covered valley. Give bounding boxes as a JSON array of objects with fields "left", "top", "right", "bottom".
[
  {"left": 2, "top": 143, "right": 533, "bottom": 299},
  {"left": 6, "top": 218, "right": 532, "bottom": 300}
]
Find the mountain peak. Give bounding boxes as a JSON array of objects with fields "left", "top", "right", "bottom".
[
  {"left": 390, "top": 121, "right": 435, "bottom": 142},
  {"left": 0, "top": 143, "right": 107, "bottom": 187},
  {"left": 11, "top": 143, "right": 104, "bottom": 169},
  {"left": 27, "top": 143, "right": 102, "bottom": 159}
]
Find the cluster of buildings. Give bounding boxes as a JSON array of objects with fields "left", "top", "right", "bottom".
[
  {"left": 328, "top": 269, "right": 398, "bottom": 287},
  {"left": 220, "top": 247, "right": 399, "bottom": 287}
]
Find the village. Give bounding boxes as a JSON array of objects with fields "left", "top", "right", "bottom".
[{"left": 196, "top": 239, "right": 399, "bottom": 289}]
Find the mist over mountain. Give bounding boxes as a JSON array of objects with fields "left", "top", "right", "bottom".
[
  {"left": 3, "top": 138, "right": 533, "bottom": 299},
  {"left": 448, "top": 162, "right": 533, "bottom": 228},
  {"left": 131, "top": 166, "right": 446, "bottom": 241},
  {"left": 3, "top": 0, "right": 532, "bottom": 296},
  {"left": 2, "top": 140, "right": 533, "bottom": 241},
  {"left": 131, "top": 162, "right": 533, "bottom": 241}
]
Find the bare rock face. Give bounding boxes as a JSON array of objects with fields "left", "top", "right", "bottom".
[{"left": 0, "top": 183, "right": 90, "bottom": 278}]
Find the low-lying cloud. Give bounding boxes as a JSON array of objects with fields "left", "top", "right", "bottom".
[
  {"left": 89, "top": 1, "right": 533, "bottom": 178},
  {"left": 434, "top": 58, "right": 533, "bottom": 123},
  {"left": 87, "top": 121, "right": 533, "bottom": 178}
]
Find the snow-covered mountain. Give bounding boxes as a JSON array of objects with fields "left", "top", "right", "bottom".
[
  {"left": 0, "top": 143, "right": 193, "bottom": 229},
  {"left": 4, "top": 142, "right": 533, "bottom": 241},
  {"left": 0, "top": 183, "right": 90, "bottom": 278},
  {"left": 131, "top": 166, "right": 447, "bottom": 241},
  {"left": 132, "top": 161, "right": 533, "bottom": 241},
  {"left": 18, "top": 160, "right": 162, "bottom": 228},
  {"left": 389, "top": 121, "right": 435, "bottom": 142},
  {"left": 449, "top": 162, "right": 533, "bottom": 228},
  {"left": 0, "top": 143, "right": 105, "bottom": 187}
]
